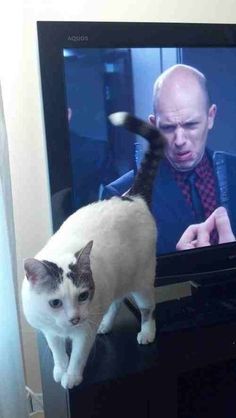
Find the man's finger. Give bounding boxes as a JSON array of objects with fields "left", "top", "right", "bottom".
[
  {"left": 215, "top": 207, "right": 235, "bottom": 243},
  {"left": 176, "top": 224, "right": 199, "bottom": 250},
  {"left": 203, "top": 209, "right": 217, "bottom": 231},
  {"left": 195, "top": 222, "right": 211, "bottom": 247}
]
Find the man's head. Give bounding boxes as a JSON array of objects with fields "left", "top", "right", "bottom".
[{"left": 149, "top": 64, "right": 217, "bottom": 172}]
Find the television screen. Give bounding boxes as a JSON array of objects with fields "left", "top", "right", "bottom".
[{"left": 37, "top": 22, "right": 236, "bottom": 283}]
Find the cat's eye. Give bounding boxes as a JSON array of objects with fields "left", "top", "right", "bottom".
[
  {"left": 49, "top": 299, "right": 62, "bottom": 308},
  {"left": 78, "top": 291, "right": 89, "bottom": 302}
]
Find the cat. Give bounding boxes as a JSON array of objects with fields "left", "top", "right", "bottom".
[{"left": 21, "top": 112, "right": 165, "bottom": 389}]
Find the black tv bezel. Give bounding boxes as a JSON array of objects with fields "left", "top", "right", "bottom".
[{"left": 37, "top": 21, "right": 236, "bottom": 284}]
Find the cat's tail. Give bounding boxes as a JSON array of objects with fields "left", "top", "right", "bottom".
[{"left": 109, "top": 112, "right": 165, "bottom": 208}]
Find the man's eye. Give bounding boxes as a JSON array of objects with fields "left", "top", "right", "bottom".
[
  {"left": 78, "top": 291, "right": 89, "bottom": 302},
  {"left": 160, "top": 125, "right": 175, "bottom": 133},
  {"left": 184, "top": 122, "right": 198, "bottom": 129},
  {"left": 49, "top": 299, "right": 62, "bottom": 308}
]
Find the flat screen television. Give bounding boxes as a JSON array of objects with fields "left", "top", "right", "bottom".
[{"left": 37, "top": 21, "right": 236, "bottom": 286}]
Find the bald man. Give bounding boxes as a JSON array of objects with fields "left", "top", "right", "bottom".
[
  {"left": 102, "top": 64, "right": 236, "bottom": 254},
  {"left": 149, "top": 65, "right": 216, "bottom": 172}
]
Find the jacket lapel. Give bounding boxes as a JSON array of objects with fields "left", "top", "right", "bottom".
[
  {"left": 151, "top": 160, "right": 196, "bottom": 253},
  {"left": 153, "top": 160, "right": 194, "bottom": 223}
]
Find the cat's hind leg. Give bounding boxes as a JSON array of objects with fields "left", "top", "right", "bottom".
[
  {"left": 131, "top": 288, "right": 156, "bottom": 345},
  {"left": 97, "top": 299, "right": 122, "bottom": 334}
]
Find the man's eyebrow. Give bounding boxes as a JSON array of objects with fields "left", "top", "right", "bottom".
[
  {"left": 159, "top": 121, "right": 177, "bottom": 127},
  {"left": 183, "top": 117, "right": 200, "bottom": 123},
  {"left": 159, "top": 118, "right": 200, "bottom": 127}
]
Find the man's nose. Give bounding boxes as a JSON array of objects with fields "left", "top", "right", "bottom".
[
  {"left": 70, "top": 316, "right": 80, "bottom": 325},
  {"left": 174, "top": 126, "right": 186, "bottom": 147}
]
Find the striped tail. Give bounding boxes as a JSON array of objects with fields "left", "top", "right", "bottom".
[{"left": 109, "top": 112, "right": 165, "bottom": 208}]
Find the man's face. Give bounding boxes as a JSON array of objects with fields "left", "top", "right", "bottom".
[{"left": 149, "top": 81, "right": 216, "bottom": 172}]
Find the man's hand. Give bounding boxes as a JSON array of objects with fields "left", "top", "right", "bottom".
[{"left": 176, "top": 206, "right": 235, "bottom": 251}]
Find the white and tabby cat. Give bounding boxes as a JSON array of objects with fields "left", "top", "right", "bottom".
[{"left": 22, "top": 112, "right": 165, "bottom": 389}]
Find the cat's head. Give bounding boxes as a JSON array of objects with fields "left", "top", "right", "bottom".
[{"left": 23, "top": 241, "right": 95, "bottom": 330}]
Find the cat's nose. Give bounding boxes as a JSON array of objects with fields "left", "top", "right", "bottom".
[{"left": 70, "top": 317, "right": 80, "bottom": 325}]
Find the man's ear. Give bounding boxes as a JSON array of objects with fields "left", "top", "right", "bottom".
[
  {"left": 208, "top": 104, "right": 217, "bottom": 130},
  {"left": 148, "top": 114, "right": 156, "bottom": 126}
]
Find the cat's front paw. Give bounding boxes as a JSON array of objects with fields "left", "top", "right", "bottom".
[
  {"left": 97, "top": 318, "right": 112, "bottom": 334},
  {"left": 137, "top": 321, "right": 156, "bottom": 345},
  {"left": 137, "top": 329, "right": 156, "bottom": 345},
  {"left": 61, "top": 371, "right": 83, "bottom": 389},
  {"left": 53, "top": 364, "right": 68, "bottom": 383}
]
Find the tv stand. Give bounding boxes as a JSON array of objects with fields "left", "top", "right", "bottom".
[{"left": 38, "top": 287, "right": 236, "bottom": 418}]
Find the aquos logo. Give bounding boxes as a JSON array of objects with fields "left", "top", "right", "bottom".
[{"left": 67, "top": 35, "right": 89, "bottom": 42}]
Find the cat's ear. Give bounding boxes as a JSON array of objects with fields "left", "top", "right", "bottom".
[
  {"left": 24, "top": 258, "right": 49, "bottom": 284},
  {"left": 75, "top": 241, "right": 93, "bottom": 260},
  {"left": 75, "top": 241, "right": 93, "bottom": 269},
  {"left": 73, "top": 242, "right": 94, "bottom": 291}
]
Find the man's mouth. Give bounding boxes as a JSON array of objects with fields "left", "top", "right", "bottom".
[{"left": 175, "top": 151, "right": 192, "bottom": 162}]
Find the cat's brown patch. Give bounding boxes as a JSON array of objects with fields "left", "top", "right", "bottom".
[{"left": 67, "top": 241, "right": 95, "bottom": 298}]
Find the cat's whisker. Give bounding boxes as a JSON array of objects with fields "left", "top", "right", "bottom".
[
  {"left": 87, "top": 318, "right": 97, "bottom": 325},
  {"left": 88, "top": 311, "right": 104, "bottom": 317}
]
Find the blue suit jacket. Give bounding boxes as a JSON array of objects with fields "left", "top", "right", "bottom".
[{"left": 102, "top": 151, "right": 236, "bottom": 255}]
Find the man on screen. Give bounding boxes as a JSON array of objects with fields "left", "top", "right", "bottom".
[{"left": 102, "top": 64, "right": 236, "bottom": 254}]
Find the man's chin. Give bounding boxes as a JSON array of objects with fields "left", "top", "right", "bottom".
[
  {"left": 167, "top": 157, "right": 199, "bottom": 172},
  {"left": 169, "top": 161, "right": 195, "bottom": 172},
  {"left": 175, "top": 163, "right": 195, "bottom": 172}
]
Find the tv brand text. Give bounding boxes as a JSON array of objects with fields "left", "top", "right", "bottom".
[{"left": 68, "top": 35, "right": 89, "bottom": 42}]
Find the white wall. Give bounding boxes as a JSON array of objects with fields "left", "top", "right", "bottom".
[
  {"left": 0, "top": 85, "right": 28, "bottom": 418},
  {"left": 1, "top": 0, "right": 236, "bottom": 392}
]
